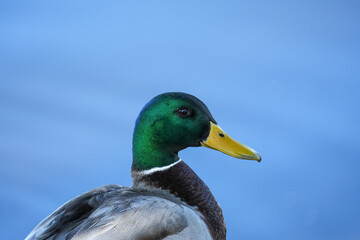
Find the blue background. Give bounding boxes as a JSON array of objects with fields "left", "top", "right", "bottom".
[{"left": 1, "top": 1, "right": 359, "bottom": 239}]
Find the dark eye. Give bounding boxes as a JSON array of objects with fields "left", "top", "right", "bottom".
[{"left": 175, "top": 106, "right": 193, "bottom": 118}]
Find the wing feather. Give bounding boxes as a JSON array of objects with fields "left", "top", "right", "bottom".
[{"left": 26, "top": 185, "right": 211, "bottom": 240}]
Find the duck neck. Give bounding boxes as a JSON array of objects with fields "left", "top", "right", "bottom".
[
  {"left": 132, "top": 143, "right": 180, "bottom": 171},
  {"left": 131, "top": 160, "right": 226, "bottom": 240},
  {"left": 132, "top": 113, "right": 182, "bottom": 171}
]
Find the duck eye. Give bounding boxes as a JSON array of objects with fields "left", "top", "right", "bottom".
[{"left": 175, "top": 107, "right": 193, "bottom": 118}]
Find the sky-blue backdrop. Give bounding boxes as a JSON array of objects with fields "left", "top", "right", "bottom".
[{"left": 1, "top": 1, "right": 359, "bottom": 239}]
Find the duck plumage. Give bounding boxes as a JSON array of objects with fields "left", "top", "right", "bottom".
[{"left": 26, "top": 92, "right": 261, "bottom": 240}]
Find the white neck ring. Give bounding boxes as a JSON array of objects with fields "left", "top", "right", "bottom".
[{"left": 138, "top": 159, "right": 182, "bottom": 175}]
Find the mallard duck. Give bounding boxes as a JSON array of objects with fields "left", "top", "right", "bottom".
[{"left": 26, "top": 92, "right": 261, "bottom": 240}]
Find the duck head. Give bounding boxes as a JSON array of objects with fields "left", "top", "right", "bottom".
[{"left": 132, "top": 92, "right": 261, "bottom": 171}]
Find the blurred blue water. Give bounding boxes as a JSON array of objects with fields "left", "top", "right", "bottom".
[{"left": 1, "top": 1, "right": 359, "bottom": 239}]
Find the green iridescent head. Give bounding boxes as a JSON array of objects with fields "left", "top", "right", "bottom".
[
  {"left": 132, "top": 92, "right": 215, "bottom": 171},
  {"left": 132, "top": 92, "right": 261, "bottom": 171}
]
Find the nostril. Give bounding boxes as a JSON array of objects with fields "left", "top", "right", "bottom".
[{"left": 218, "top": 133, "right": 225, "bottom": 138}]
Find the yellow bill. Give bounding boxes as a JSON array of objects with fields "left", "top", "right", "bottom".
[{"left": 201, "top": 122, "right": 261, "bottom": 162}]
